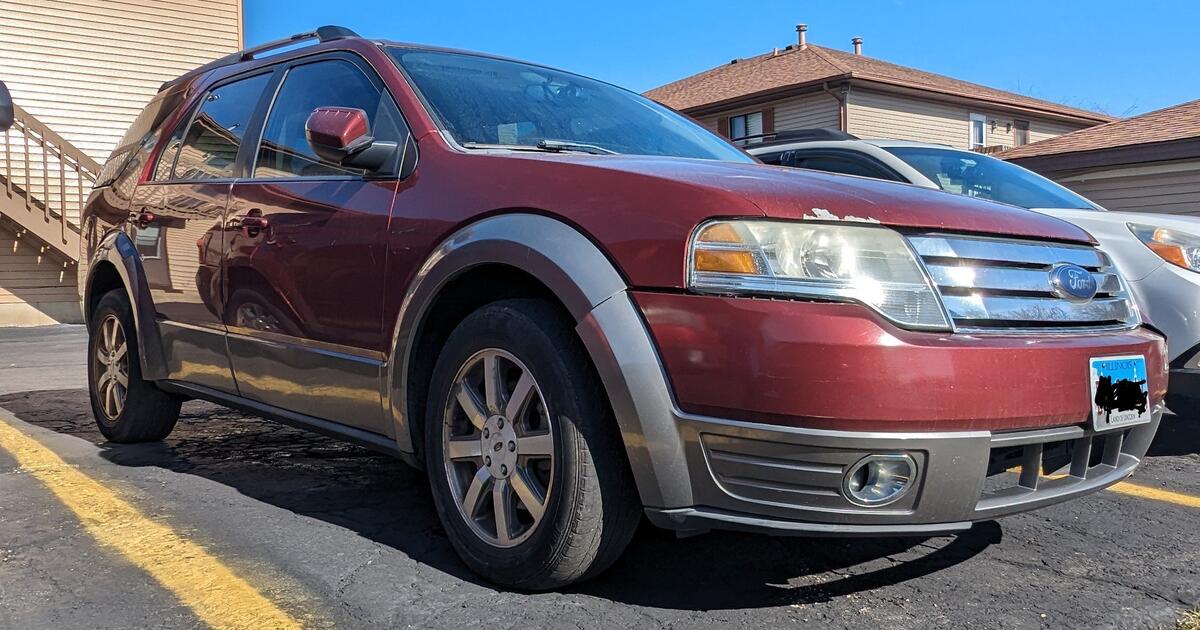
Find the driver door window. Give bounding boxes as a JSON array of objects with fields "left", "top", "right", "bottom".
[{"left": 254, "top": 59, "right": 404, "bottom": 178}]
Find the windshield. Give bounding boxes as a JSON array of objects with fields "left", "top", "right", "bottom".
[
  {"left": 388, "top": 48, "right": 753, "bottom": 162},
  {"left": 883, "top": 146, "right": 1097, "bottom": 210}
]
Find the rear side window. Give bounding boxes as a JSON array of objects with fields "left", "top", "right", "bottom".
[
  {"left": 798, "top": 155, "right": 894, "bottom": 180},
  {"left": 173, "top": 73, "right": 270, "bottom": 181},
  {"left": 254, "top": 59, "right": 406, "bottom": 178},
  {"left": 95, "top": 87, "right": 186, "bottom": 188}
]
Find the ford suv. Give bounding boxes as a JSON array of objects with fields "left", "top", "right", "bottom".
[{"left": 80, "top": 27, "right": 1166, "bottom": 589}]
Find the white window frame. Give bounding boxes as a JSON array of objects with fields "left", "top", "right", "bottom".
[{"left": 969, "top": 113, "right": 987, "bottom": 150}]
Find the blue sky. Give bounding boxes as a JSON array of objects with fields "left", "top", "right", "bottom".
[{"left": 244, "top": 0, "right": 1199, "bottom": 117}]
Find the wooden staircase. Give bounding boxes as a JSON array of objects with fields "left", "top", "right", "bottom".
[{"left": 0, "top": 103, "right": 99, "bottom": 262}]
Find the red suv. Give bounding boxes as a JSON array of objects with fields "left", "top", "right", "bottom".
[{"left": 81, "top": 26, "right": 1166, "bottom": 589}]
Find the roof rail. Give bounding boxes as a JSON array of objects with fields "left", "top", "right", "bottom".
[
  {"left": 734, "top": 128, "right": 859, "bottom": 148},
  {"left": 159, "top": 25, "right": 361, "bottom": 92}
]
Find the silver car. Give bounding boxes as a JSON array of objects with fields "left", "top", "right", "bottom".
[{"left": 750, "top": 132, "right": 1200, "bottom": 416}]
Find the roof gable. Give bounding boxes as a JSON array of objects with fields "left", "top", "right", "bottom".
[
  {"left": 645, "top": 44, "right": 1113, "bottom": 124},
  {"left": 1000, "top": 98, "right": 1200, "bottom": 160}
]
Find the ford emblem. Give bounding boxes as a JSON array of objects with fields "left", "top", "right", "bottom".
[{"left": 1049, "top": 263, "right": 1098, "bottom": 302}]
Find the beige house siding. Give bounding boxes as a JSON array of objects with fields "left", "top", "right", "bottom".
[
  {"left": 1054, "top": 159, "right": 1200, "bottom": 216},
  {"left": 696, "top": 92, "right": 842, "bottom": 137},
  {"left": 0, "top": 0, "right": 242, "bottom": 325},
  {"left": 0, "top": 224, "right": 80, "bottom": 325},
  {"left": 846, "top": 89, "right": 1091, "bottom": 150},
  {"left": 0, "top": 0, "right": 243, "bottom": 164}
]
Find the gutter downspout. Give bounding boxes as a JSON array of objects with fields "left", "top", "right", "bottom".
[{"left": 822, "top": 81, "right": 851, "bottom": 132}]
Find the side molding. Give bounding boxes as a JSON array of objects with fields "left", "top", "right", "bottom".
[{"left": 85, "top": 230, "right": 169, "bottom": 381}]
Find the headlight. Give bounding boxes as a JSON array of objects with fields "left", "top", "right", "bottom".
[
  {"left": 688, "top": 219, "right": 950, "bottom": 330},
  {"left": 1128, "top": 223, "right": 1200, "bottom": 272}
]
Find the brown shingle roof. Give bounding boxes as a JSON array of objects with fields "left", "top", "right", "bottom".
[
  {"left": 1000, "top": 98, "right": 1200, "bottom": 159},
  {"left": 645, "top": 44, "right": 1114, "bottom": 123}
]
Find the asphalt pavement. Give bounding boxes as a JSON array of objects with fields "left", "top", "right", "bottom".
[{"left": 0, "top": 325, "right": 1197, "bottom": 629}]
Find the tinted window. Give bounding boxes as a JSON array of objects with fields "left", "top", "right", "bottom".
[
  {"left": 174, "top": 74, "right": 269, "bottom": 181},
  {"left": 152, "top": 111, "right": 190, "bottom": 181},
  {"left": 96, "top": 87, "right": 186, "bottom": 187},
  {"left": 388, "top": 48, "right": 752, "bottom": 162},
  {"left": 255, "top": 60, "right": 406, "bottom": 178},
  {"left": 882, "top": 146, "right": 1096, "bottom": 210},
  {"left": 798, "top": 155, "right": 894, "bottom": 179}
]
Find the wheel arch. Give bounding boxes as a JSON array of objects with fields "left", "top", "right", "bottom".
[
  {"left": 386, "top": 213, "right": 627, "bottom": 456},
  {"left": 385, "top": 212, "right": 694, "bottom": 509},
  {"left": 83, "top": 230, "right": 169, "bottom": 381}
]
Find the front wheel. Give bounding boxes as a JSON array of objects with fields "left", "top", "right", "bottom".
[
  {"left": 88, "top": 289, "right": 181, "bottom": 443},
  {"left": 424, "top": 299, "right": 640, "bottom": 590}
]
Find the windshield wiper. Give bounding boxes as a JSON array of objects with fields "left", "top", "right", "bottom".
[
  {"left": 535, "top": 139, "right": 616, "bottom": 155},
  {"left": 460, "top": 140, "right": 616, "bottom": 155}
]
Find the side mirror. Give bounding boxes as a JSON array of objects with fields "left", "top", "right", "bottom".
[
  {"left": 0, "top": 81, "right": 13, "bottom": 132},
  {"left": 305, "top": 107, "right": 397, "bottom": 173}
]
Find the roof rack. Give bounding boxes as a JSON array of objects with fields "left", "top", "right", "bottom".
[
  {"left": 159, "top": 25, "right": 361, "bottom": 92},
  {"left": 734, "top": 128, "right": 859, "bottom": 148}
]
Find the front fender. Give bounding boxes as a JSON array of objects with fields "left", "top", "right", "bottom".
[
  {"left": 85, "top": 230, "right": 168, "bottom": 381},
  {"left": 384, "top": 213, "right": 693, "bottom": 508}
]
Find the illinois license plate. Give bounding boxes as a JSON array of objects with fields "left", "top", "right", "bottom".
[{"left": 1089, "top": 355, "right": 1151, "bottom": 431}]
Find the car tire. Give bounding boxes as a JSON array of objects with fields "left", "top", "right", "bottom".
[
  {"left": 88, "top": 289, "right": 181, "bottom": 443},
  {"left": 424, "top": 298, "right": 640, "bottom": 590}
]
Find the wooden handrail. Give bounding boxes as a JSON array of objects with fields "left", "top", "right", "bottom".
[
  {"left": 0, "top": 102, "right": 93, "bottom": 260},
  {"left": 12, "top": 103, "right": 101, "bottom": 173}
]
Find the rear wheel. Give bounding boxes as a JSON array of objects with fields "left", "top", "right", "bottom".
[
  {"left": 424, "top": 299, "right": 640, "bottom": 589},
  {"left": 88, "top": 290, "right": 181, "bottom": 443}
]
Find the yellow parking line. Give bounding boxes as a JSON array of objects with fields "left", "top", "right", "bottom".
[
  {"left": 0, "top": 415, "right": 303, "bottom": 630},
  {"left": 1104, "top": 480, "right": 1200, "bottom": 508}
]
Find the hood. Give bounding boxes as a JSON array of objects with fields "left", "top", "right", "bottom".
[
  {"left": 545, "top": 155, "right": 1094, "bottom": 243},
  {"left": 1035, "top": 207, "right": 1200, "bottom": 233}
]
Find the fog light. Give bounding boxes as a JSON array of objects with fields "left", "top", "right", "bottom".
[{"left": 842, "top": 454, "right": 916, "bottom": 507}]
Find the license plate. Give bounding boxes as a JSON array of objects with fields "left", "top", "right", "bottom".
[{"left": 1089, "top": 355, "right": 1152, "bottom": 431}]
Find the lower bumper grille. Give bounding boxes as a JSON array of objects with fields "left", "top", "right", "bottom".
[{"left": 976, "top": 424, "right": 1142, "bottom": 514}]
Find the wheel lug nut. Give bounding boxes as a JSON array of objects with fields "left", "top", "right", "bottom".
[
  {"left": 483, "top": 429, "right": 490, "bottom": 439},
  {"left": 497, "top": 418, "right": 505, "bottom": 429},
  {"left": 500, "top": 465, "right": 508, "bottom": 475},
  {"left": 485, "top": 456, "right": 491, "bottom": 466},
  {"left": 508, "top": 441, "right": 516, "bottom": 452}
]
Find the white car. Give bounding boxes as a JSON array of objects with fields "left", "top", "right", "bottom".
[{"left": 749, "top": 131, "right": 1200, "bottom": 416}]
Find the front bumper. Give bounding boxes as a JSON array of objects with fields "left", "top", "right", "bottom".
[
  {"left": 645, "top": 406, "right": 1161, "bottom": 536},
  {"left": 575, "top": 291, "right": 1166, "bottom": 536}
]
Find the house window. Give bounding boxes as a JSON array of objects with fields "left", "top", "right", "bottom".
[
  {"left": 729, "top": 111, "right": 764, "bottom": 144},
  {"left": 969, "top": 113, "right": 987, "bottom": 150},
  {"left": 1014, "top": 119, "right": 1030, "bottom": 146}
]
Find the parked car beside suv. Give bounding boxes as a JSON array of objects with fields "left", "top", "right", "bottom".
[
  {"left": 749, "top": 131, "right": 1200, "bottom": 415},
  {"left": 76, "top": 27, "right": 1165, "bottom": 589}
]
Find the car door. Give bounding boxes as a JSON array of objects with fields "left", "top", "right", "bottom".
[
  {"left": 129, "top": 72, "right": 272, "bottom": 393},
  {"left": 222, "top": 53, "right": 412, "bottom": 436}
]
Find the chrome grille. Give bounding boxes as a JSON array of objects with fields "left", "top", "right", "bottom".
[{"left": 908, "top": 233, "right": 1138, "bottom": 333}]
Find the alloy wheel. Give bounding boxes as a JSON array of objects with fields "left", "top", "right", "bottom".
[
  {"left": 93, "top": 314, "right": 129, "bottom": 422},
  {"left": 442, "top": 349, "right": 555, "bottom": 548}
]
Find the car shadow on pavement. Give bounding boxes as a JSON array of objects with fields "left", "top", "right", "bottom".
[
  {"left": 3, "top": 388, "right": 1191, "bottom": 609},
  {"left": 1148, "top": 411, "right": 1200, "bottom": 457}
]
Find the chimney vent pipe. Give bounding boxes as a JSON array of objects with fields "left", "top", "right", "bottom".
[
  {"left": 852, "top": 37, "right": 863, "bottom": 55},
  {"left": 796, "top": 24, "right": 808, "bottom": 49}
]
